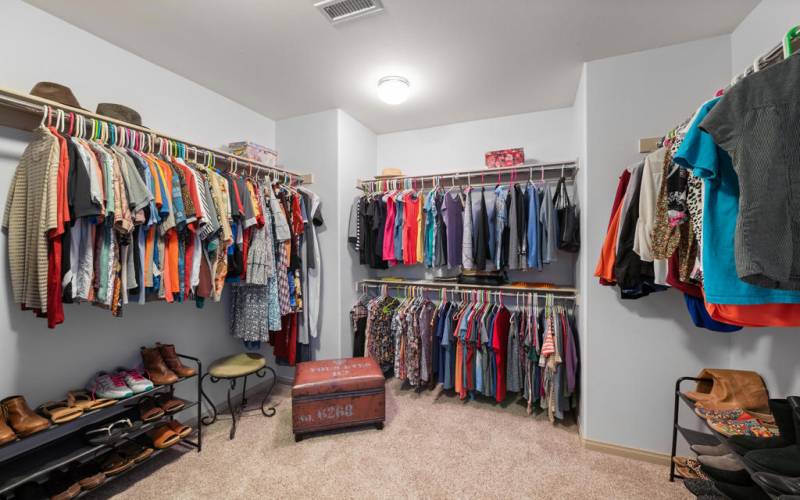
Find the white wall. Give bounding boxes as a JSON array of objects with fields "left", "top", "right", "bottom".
[
  {"left": 572, "top": 64, "right": 588, "bottom": 433},
  {"left": 582, "top": 36, "right": 734, "bottom": 453},
  {"left": 337, "top": 111, "right": 376, "bottom": 357},
  {"left": 0, "top": 1, "right": 276, "bottom": 407},
  {"left": 276, "top": 110, "right": 340, "bottom": 367},
  {"left": 377, "top": 108, "right": 576, "bottom": 175},
  {"left": 276, "top": 110, "right": 377, "bottom": 360},
  {"left": 726, "top": 0, "right": 800, "bottom": 399}
]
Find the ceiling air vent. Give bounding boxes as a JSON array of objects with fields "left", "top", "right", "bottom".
[{"left": 315, "top": 0, "right": 384, "bottom": 25}]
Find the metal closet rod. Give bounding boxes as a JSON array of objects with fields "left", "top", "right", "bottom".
[
  {"left": 357, "top": 160, "right": 578, "bottom": 190},
  {"left": 0, "top": 86, "right": 311, "bottom": 184},
  {"left": 358, "top": 279, "right": 576, "bottom": 301}
]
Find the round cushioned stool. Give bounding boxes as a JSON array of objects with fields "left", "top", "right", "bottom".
[{"left": 200, "top": 353, "right": 276, "bottom": 440}]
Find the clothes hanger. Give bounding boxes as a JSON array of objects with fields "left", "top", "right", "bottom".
[{"left": 784, "top": 26, "right": 800, "bottom": 58}]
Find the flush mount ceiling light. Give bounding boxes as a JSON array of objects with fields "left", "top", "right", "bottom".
[{"left": 377, "top": 76, "right": 410, "bottom": 105}]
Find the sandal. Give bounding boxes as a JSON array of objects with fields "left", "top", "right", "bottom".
[
  {"left": 138, "top": 396, "right": 165, "bottom": 423},
  {"left": 117, "top": 438, "right": 154, "bottom": 464},
  {"left": 672, "top": 456, "right": 708, "bottom": 480},
  {"left": 154, "top": 393, "right": 185, "bottom": 414},
  {"left": 84, "top": 418, "right": 141, "bottom": 445},
  {"left": 99, "top": 452, "right": 133, "bottom": 476},
  {"left": 67, "top": 390, "right": 116, "bottom": 411},
  {"left": 37, "top": 401, "right": 83, "bottom": 424},
  {"left": 166, "top": 420, "right": 192, "bottom": 439},
  {"left": 147, "top": 425, "right": 181, "bottom": 449}
]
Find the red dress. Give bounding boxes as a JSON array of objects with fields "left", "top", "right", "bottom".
[{"left": 491, "top": 307, "right": 511, "bottom": 402}]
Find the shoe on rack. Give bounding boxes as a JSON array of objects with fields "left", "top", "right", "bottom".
[
  {"left": 1, "top": 395, "right": 50, "bottom": 437},
  {"left": 13, "top": 481, "right": 48, "bottom": 500},
  {"left": 156, "top": 343, "right": 197, "bottom": 378},
  {"left": 99, "top": 451, "right": 133, "bottom": 476},
  {"left": 154, "top": 393, "right": 185, "bottom": 414},
  {"left": 744, "top": 397, "right": 800, "bottom": 477},
  {"left": 165, "top": 420, "right": 192, "bottom": 439},
  {"left": 87, "top": 372, "right": 134, "bottom": 400},
  {"left": 752, "top": 472, "right": 800, "bottom": 496},
  {"left": 138, "top": 396, "right": 165, "bottom": 422},
  {"left": 46, "top": 468, "right": 81, "bottom": 500},
  {"left": 117, "top": 438, "right": 154, "bottom": 464},
  {"left": 0, "top": 403, "right": 17, "bottom": 446},
  {"left": 699, "top": 457, "right": 753, "bottom": 486},
  {"left": 115, "top": 367, "right": 154, "bottom": 394},
  {"left": 691, "top": 443, "right": 730, "bottom": 457},
  {"left": 729, "top": 399, "right": 796, "bottom": 455},
  {"left": 682, "top": 478, "right": 722, "bottom": 497},
  {"left": 140, "top": 347, "right": 178, "bottom": 386},
  {"left": 68, "top": 461, "right": 106, "bottom": 491},
  {"left": 147, "top": 425, "right": 181, "bottom": 449},
  {"left": 713, "top": 480, "right": 770, "bottom": 500}
]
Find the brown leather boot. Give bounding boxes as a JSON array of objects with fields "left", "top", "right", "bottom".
[
  {"left": 1, "top": 396, "right": 49, "bottom": 437},
  {"left": 157, "top": 343, "right": 197, "bottom": 378},
  {"left": 140, "top": 347, "right": 178, "bottom": 385},
  {"left": 0, "top": 404, "right": 17, "bottom": 445}
]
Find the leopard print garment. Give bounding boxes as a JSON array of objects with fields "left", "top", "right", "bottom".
[
  {"left": 687, "top": 175, "right": 704, "bottom": 282},
  {"left": 651, "top": 144, "right": 682, "bottom": 260}
]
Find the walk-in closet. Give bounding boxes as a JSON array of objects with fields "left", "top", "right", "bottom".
[{"left": 0, "top": 1, "right": 798, "bottom": 499}]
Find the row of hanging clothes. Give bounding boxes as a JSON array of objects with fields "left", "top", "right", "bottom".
[
  {"left": 4, "top": 107, "right": 322, "bottom": 351},
  {"left": 350, "top": 284, "right": 579, "bottom": 422},
  {"left": 348, "top": 168, "right": 579, "bottom": 274},
  {"left": 594, "top": 31, "right": 800, "bottom": 330}
]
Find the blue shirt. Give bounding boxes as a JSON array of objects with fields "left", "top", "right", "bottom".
[
  {"left": 674, "top": 97, "right": 800, "bottom": 305},
  {"left": 526, "top": 184, "right": 542, "bottom": 269}
]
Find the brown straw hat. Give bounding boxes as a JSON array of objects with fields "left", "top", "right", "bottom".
[
  {"left": 30, "top": 82, "right": 84, "bottom": 110},
  {"left": 96, "top": 103, "right": 144, "bottom": 127}
]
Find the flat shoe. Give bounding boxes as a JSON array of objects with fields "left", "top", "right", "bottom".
[
  {"left": 708, "top": 418, "right": 779, "bottom": 438},
  {"left": 38, "top": 401, "right": 83, "bottom": 424},
  {"left": 673, "top": 456, "right": 708, "bottom": 480},
  {"left": 68, "top": 461, "right": 106, "bottom": 491},
  {"left": 117, "top": 439, "right": 154, "bottom": 464},
  {"left": 147, "top": 425, "right": 181, "bottom": 449},
  {"left": 100, "top": 452, "right": 133, "bottom": 476},
  {"left": 47, "top": 468, "right": 81, "bottom": 500},
  {"left": 138, "top": 396, "right": 165, "bottom": 423},
  {"left": 67, "top": 390, "right": 116, "bottom": 411},
  {"left": 166, "top": 420, "right": 192, "bottom": 439},
  {"left": 154, "top": 393, "right": 185, "bottom": 414},
  {"left": 691, "top": 443, "right": 730, "bottom": 457}
]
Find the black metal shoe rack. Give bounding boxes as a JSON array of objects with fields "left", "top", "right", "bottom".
[
  {"left": 0, "top": 353, "right": 203, "bottom": 499},
  {"left": 669, "top": 376, "right": 775, "bottom": 498}
]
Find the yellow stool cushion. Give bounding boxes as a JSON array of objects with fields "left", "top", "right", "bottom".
[{"left": 209, "top": 353, "right": 266, "bottom": 378}]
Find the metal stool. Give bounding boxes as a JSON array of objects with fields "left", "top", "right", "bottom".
[{"left": 200, "top": 353, "right": 277, "bottom": 440}]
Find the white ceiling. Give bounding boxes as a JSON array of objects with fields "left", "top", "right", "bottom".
[{"left": 25, "top": 0, "right": 758, "bottom": 134}]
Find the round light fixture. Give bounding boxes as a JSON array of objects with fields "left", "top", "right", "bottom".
[{"left": 377, "top": 76, "right": 410, "bottom": 105}]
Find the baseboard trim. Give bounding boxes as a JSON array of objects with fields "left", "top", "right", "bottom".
[{"left": 582, "top": 437, "right": 671, "bottom": 465}]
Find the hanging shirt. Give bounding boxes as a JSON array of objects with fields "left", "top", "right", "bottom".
[
  {"left": 525, "top": 184, "right": 542, "bottom": 269},
  {"left": 442, "top": 190, "right": 464, "bottom": 268},
  {"left": 701, "top": 54, "right": 800, "bottom": 290},
  {"left": 676, "top": 97, "right": 800, "bottom": 306}
]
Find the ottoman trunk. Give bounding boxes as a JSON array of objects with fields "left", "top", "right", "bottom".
[{"left": 292, "top": 358, "right": 385, "bottom": 441}]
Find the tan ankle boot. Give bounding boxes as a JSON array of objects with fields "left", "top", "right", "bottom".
[
  {"left": 140, "top": 347, "right": 178, "bottom": 385},
  {"left": 0, "top": 404, "right": 17, "bottom": 445},
  {"left": 157, "top": 343, "right": 197, "bottom": 378},
  {"left": 1, "top": 396, "right": 49, "bottom": 437}
]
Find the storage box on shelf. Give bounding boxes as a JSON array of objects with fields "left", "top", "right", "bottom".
[{"left": 0, "top": 353, "right": 202, "bottom": 497}]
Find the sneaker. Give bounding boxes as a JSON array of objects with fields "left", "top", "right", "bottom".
[
  {"left": 87, "top": 372, "right": 134, "bottom": 400},
  {"left": 116, "top": 368, "right": 154, "bottom": 394}
]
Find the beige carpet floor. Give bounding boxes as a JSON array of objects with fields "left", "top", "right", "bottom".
[{"left": 89, "top": 380, "right": 690, "bottom": 499}]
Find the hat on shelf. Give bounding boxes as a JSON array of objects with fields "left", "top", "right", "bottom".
[
  {"left": 375, "top": 167, "right": 403, "bottom": 179},
  {"left": 96, "top": 103, "right": 144, "bottom": 127},
  {"left": 29, "top": 82, "right": 84, "bottom": 110}
]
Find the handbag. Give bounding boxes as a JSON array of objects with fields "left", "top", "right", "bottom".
[{"left": 553, "top": 176, "right": 580, "bottom": 253}]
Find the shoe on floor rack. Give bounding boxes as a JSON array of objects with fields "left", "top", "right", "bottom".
[
  {"left": 744, "top": 396, "right": 800, "bottom": 477},
  {"left": 115, "top": 367, "right": 154, "bottom": 394},
  {"left": 87, "top": 372, "right": 134, "bottom": 400},
  {"left": 729, "top": 398, "right": 796, "bottom": 455},
  {"left": 140, "top": 346, "right": 178, "bottom": 385}
]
